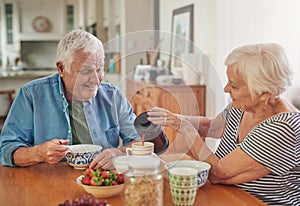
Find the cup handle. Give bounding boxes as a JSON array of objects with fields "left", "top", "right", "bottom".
[{"left": 126, "top": 148, "right": 132, "bottom": 155}]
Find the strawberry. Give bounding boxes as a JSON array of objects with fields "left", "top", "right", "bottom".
[
  {"left": 85, "top": 168, "right": 93, "bottom": 177},
  {"left": 81, "top": 176, "right": 90, "bottom": 185},
  {"left": 100, "top": 171, "right": 108, "bottom": 179},
  {"left": 109, "top": 172, "right": 118, "bottom": 181},
  {"left": 104, "top": 178, "right": 113, "bottom": 186},
  {"left": 118, "top": 173, "right": 124, "bottom": 184},
  {"left": 112, "top": 180, "right": 119, "bottom": 186},
  {"left": 80, "top": 168, "right": 124, "bottom": 187},
  {"left": 93, "top": 169, "right": 100, "bottom": 177},
  {"left": 90, "top": 176, "right": 102, "bottom": 186}
]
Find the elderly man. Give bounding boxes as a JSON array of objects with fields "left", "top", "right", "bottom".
[{"left": 0, "top": 30, "right": 140, "bottom": 168}]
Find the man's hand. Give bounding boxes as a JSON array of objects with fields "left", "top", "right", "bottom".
[
  {"left": 36, "top": 139, "right": 70, "bottom": 164},
  {"left": 13, "top": 139, "right": 70, "bottom": 167},
  {"left": 89, "top": 148, "right": 124, "bottom": 170}
]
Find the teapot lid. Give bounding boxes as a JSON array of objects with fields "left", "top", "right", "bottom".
[
  {"left": 134, "top": 112, "right": 162, "bottom": 139},
  {"left": 134, "top": 112, "right": 155, "bottom": 129}
]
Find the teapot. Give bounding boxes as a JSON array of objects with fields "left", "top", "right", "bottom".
[{"left": 134, "top": 112, "right": 169, "bottom": 155}]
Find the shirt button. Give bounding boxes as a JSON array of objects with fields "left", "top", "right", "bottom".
[{"left": 68, "top": 130, "right": 71, "bottom": 133}]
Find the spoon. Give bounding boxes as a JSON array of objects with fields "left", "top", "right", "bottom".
[{"left": 152, "top": 153, "right": 168, "bottom": 165}]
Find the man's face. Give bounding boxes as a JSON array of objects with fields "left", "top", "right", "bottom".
[{"left": 58, "top": 50, "right": 104, "bottom": 102}]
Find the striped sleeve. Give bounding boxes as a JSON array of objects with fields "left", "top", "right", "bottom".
[
  {"left": 240, "top": 113, "right": 300, "bottom": 176},
  {"left": 222, "top": 104, "right": 232, "bottom": 121}
]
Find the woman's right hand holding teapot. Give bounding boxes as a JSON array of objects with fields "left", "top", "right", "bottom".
[{"left": 147, "top": 107, "right": 198, "bottom": 137}]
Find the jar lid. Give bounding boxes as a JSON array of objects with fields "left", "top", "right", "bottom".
[{"left": 128, "top": 156, "right": 160, "bottom": 169}]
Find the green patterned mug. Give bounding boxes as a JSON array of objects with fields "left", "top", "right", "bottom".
[{"left": 168, "top": 167, "right": 198, "bottom": 206}]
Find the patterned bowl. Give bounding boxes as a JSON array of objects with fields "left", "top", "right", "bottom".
[
  {"left": 66, "top": 144, "right": 102, "bottom": 170},
  {"left": 165, "top": 160, "right": 211, "bottom": 188}
]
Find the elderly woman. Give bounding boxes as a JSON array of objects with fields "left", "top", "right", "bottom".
[{"left": 148, "top": 43, "right": 300, "bottom": 205}]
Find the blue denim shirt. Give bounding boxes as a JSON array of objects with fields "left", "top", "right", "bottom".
[{"left": 0, "top": 73, "right": 140, "bottom": 166}]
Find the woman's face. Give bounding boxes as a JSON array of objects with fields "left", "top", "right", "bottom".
[
  {"left": 58, "top": 50, "right": 104, "bottom": 102},
  {"left": 224, "top": 65, "right": 260, "bottom": 112}
]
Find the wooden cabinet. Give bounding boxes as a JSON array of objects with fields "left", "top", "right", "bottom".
[{"left": 126, "top": 79, "right": 206, "bottom": 144}]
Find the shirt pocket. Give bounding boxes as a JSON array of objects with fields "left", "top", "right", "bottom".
[{"left": 105, "top": 126, "right": 120, "bottom": 147}]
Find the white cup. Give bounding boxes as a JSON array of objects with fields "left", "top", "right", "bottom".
[
  {"left": 126, "top": 142, "right": 154, "bottom": 156},
  {"left": 112, "top": 155, "right": 131, "bottom": 173}
]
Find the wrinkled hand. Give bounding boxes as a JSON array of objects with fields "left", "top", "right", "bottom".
[
  {"left": 38, "top": 139, "right": 70, "bottom": 164},
  {"left": 89, "top": 148, "right": 123, "bottom": 170},
  {"left": 147, "top": 107, "right": 182, "bottom": 131},
  {"left": 147, "top": 107, "right": 199, "bottom": 137}
]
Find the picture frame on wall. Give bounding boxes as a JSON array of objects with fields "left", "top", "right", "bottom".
[{"left": 169, "top": 4, "right": 194, "bottom": 71}]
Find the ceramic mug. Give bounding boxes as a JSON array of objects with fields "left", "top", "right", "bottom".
[
  {"left": 125, "top": 142, "right": 154, "bottom": 156},
  {"left": 169, "top": 167, "right": 198, "bottom": 206}
]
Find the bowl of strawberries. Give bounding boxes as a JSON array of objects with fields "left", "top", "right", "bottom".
[{"left": 76, "top": 168, "right": 125, "bottom": 198}]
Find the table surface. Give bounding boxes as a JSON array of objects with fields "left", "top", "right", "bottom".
[{"left": 0, "top": 153, "right": 267, "bottom": 206}]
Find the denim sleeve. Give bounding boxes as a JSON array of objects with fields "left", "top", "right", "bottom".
[
  {"left": 0, "top": 88, "right": 34, "bottom": 166},
  {"left": 114, "top": 88, "right": 140, "bottom": 146}
]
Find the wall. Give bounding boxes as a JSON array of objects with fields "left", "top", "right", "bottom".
[
  {"left": 118, "top": 0, "right": 154, "bottom": 91},
  {"left": 19, "top": 0, "right": 64, "bottom": 34},
  {"left": 161, "top": 0, "right": 300, "bottom": 117},
  {"left": 160, "top": 0, "right": 216, "bottom": 61},
  {"left": 216, "top": 0, "right": 300, "bottom": 107},
  {"left": 159, "top": 0, "right": 220, "bottom": 117}
]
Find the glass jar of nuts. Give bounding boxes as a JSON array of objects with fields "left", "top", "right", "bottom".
[{"left": 124, "top": 156, "right": 163, "bottom": 206}]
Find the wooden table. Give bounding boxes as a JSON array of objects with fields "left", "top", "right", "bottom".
[{"left": 0, "top": 154, "right": 267, "bottom": 206}]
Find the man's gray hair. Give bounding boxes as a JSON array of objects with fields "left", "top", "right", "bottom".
[{"left": 56, "top": 29, "right": 104, "bottom": 73}]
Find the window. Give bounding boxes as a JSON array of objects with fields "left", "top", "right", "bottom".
[
  {"left": 67, "top": 5, "right": 74, "bottom": 32},
  {"left": 5, "top": 4, "right": 13, "bottom": 44}
]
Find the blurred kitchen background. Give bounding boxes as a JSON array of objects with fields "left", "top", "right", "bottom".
[{"left": 1, "top": 0, "right": 300, "bottom": 120}]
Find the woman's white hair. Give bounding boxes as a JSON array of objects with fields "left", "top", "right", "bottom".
[
  {"left": 56, "top": 29, "right": 104, "bottom": 73},
  {"left": 224, "top": 43, "right": 293, "bottom": 98}
]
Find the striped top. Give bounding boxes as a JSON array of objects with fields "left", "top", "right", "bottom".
[{"left": 215, "top": 104, "right": 300, "bottom": 206}]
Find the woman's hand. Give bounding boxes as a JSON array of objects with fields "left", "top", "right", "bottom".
[
  {"left": 147, "top": 107, "right": 199, "bottom": 137},
  {"left": 147, "top": 107, "right": 182, "bottom": 131}
]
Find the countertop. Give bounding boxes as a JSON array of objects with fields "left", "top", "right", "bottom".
[{"left": 0, "top": 69, "right": 56, "bottom": 79}]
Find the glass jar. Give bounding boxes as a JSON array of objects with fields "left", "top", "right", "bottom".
[{"left": 124, "top": 156, "right": 163, "bottom": 206}]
